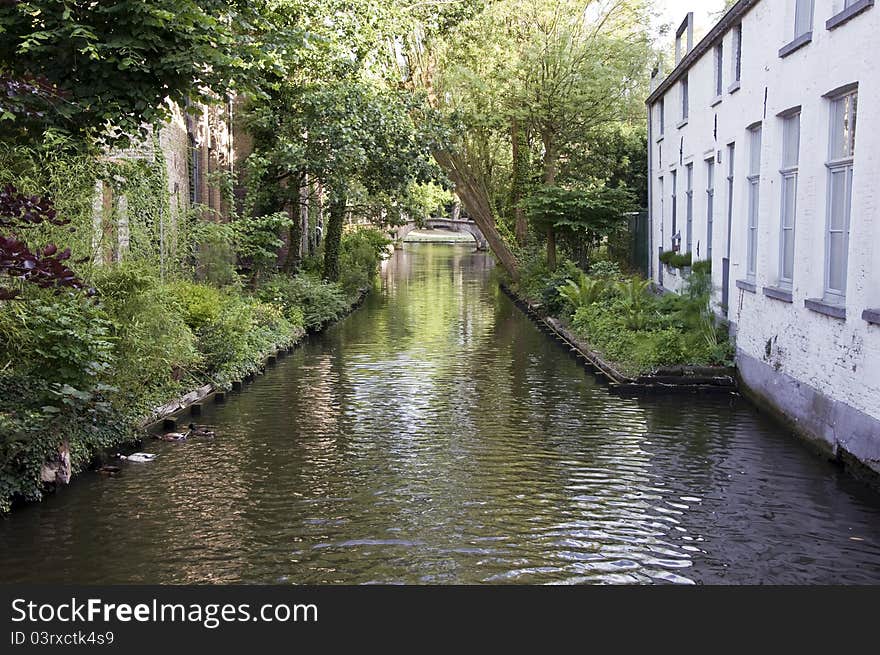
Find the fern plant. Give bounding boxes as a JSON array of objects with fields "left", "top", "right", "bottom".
[
  {"left": 614, "top": 277, "right": 652, "bottom": 330},
  {"left": 557, "top": 273, "right": 608, "bottom": 315}
]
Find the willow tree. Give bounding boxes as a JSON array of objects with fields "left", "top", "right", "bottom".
[{"left": 406, "top": 0, "right": 650, "bottom": 272}]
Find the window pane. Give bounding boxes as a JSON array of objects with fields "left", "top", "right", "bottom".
[
  {"left": 783, "top": 175, "right": 797, "bottom": 229},
  {"left": 795, "top": 0, "right": 813, "bottom": 38},
  {"left": 747, "top": 179, "right": 759, "bottom": 276},
  {"left": 782, "top": 228, "right": 795, "bottom": 280},
  {"left": 828, "top": 231, "right": 847, "bottom": 292},
  {"left": 830, "top": 92, "right": 857, "bottom": 160},
  {"left": 682, "top": 77, "right": 689, "bottom": 119},
  {"left": 749, "top": 127, "right": 762, "bottom": 175},
  {"left": 782, "top": 114, "right": 800, "bottom": 168},
  {"left": 733, "top": 25, "right": 742, "bottom": 82},
  {"left": 829, "top": 168, "right": 848, "bottom": 230}
]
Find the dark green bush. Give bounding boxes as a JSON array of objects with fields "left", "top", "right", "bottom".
[
  {"left": 256, "top": 273, "right": 348, "bottom": 332},
  {"left": 659, "top": 250, "right": 692, "bottom": 269},
  {"left": 92, "top": 263, "right": 200, "bottom": 397},
  {"left": 338, "top": 228, "right": 389, "bottom": 295}
]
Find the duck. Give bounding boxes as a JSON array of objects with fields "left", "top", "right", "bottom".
[
  {"left": 117, "top": 453, "right": 158, "bottom": 463},
  {"left": 155, "top": 431, "right": 188, "bottom": 442},
  {"left": 98, "top": 464, "right": 121, "bottom": 476},
  {"left": 187, "top": 423, "right": 216, "bottom": 438}
]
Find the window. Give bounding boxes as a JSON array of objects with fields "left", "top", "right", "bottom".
[
  {"left": 824, "top": 88, "right": 857, "bottom": 302},
  {"left": 681, "top": 76, "right": 689, "bottom": 122},
  {"left": 732, "top": 24, "right": 742, "bottom": 86},
  {"left": 714, "top": 44, "right": 724, "bottom": 98},
  {"left": 795, "top": 0, "right": 815, "bottom": 38},
  {"left": 657, "top": 98, "right": 665, "bottom": 136},
  {"left": 658, "top": 176, "right": 665, "bottom": 243},
  {"left": 671, "top": 170, "right": 678, "bottom": 247},
  {"left": 706, "top": 158, "right": 715, "bottom": 261},
  {"left": 726, "top": 143, "right": 736, "bottom": 261},
  {"left": 779, "top": 112, "right": 801, "bottom": 287},
  {"left": 827, "top": 0, "right": 875, "bottom": 30},
  {"left": 686, "top": 163, "right": 694, "bottom": 253},
  {"left": 188, "top": 134, "right": 201, "bottom": 206},
  {"left": 746, "top": 125, "right": 762, "bottom": 280}
]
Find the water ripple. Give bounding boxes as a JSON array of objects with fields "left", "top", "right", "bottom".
[{"left": 1, "top": 244, "right": 879, "bottom": 585}]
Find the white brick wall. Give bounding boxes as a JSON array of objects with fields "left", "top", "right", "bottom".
[{"left": 647, "top": 0, "right": 880, "bottom": 428}]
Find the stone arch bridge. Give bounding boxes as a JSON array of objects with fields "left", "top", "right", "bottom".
[{"left": 388, "top": 217, "right": 488, "bottom": 251}]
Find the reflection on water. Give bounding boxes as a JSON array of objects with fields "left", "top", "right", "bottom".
[{"left": 1, "top": 244, "right": 880, "bottom": 584}]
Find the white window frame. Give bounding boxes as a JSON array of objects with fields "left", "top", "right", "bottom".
[
  {"left": 685, "top": 163, "right": 694, "bottom": 254},
  {"left": 671, "top": 169, "right": 678, "bottom": 248},
  {"left": 726, "top": 143, "right": 736, "bottom": 261},
  {"left": 681, "top": 76, "right": 689, "bottom": 122},
  {"left": 778, "top": 111, "right": 801, "bottom": 288},
  {"left": 706, "top": 156, "right": 715, "bottom": 262},
  {"left": 746, "top": 124, "right": 762, "bottom": 281},
  {"left": 794, "top": 0, "right": 815, "bottom": 39},
  {"left": 732, "top": 24, "right": 742, "bottom": 86},
  {"left": 658, "top": 98, "right": 665, "bottom": 137},
  {"left": 823, "top": 87, "right": 857, "bottom": 303}
]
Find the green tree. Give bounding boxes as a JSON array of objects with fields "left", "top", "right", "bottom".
[{"left": 0, "top": 0, "right": 282, "bottom": 143}]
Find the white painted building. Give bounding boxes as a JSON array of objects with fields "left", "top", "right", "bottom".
[{"left": 646, "top": 0, "right": 880, "bottom": 474}]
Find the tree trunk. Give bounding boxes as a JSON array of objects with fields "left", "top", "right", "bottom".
[
  {"left": 300, "top": 173, "right": 310, "bottom": 258},
  {"left": 322, "top": 185, "right": 346, "bottom": 282},
  {"left": 511, "top": 118, "right": 529, "bottom": 246},
  {"left": 542, "top": 131, "right": 558, "bottom": 271},
  {"left": 282, "top": 173, "right": 303, "bottom": 273},
  {"left": 433, "top": 150, "right": 519, "bottom": 280}
]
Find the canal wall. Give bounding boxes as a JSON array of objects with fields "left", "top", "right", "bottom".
[{"left": 737, "top": 351, "right": 880, "bottom": 483}]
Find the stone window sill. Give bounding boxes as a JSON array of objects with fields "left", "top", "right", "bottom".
[
  {"left": 827, "top": 0, "right": 874, "bottom": 30},
  {"left": 736, "top": 279, "right": 756, "bottom": 293},
  {"left": 863, "top": 308, "right": 880, "bottom": 325},
  {"left": 677, "top": 119, "right": 689, "bottom": 129},
  {"left": 710, "top": 95, "right": 723, "bottom": 107},
  {"left": 763, "top": 286, "right": 793, "bottom": 303},
  {"left": 729, "top": 80, "right": 741, "bottom": 94},
  {"left": 779, "top": 31, "right": 812, "bottom": 58},
  {"left": 805, "top": 298, "right": 846, "bottom": 320},
  {"left": 656, "top": 134, "right": 665, "bottom": 143}
]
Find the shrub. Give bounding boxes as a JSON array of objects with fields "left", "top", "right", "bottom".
[
  {"left": 0, "top": 291, "right": 113, "bottom": 394},
  {"left": 255, "top": 273, "right": 348, "bottom": 332},
  {"left": 556, "top": 273, "right": 608, "bottom": 316},
  {"left": 338, "top": 228, "right": 389, "bottom": 296},
  {"left": 589, "top": 260, "right": 623, "bottom": 280},
  {"left": 539, "top": 260, "right": 580, "bottom": 316},
  {"left": 91, "top": 263, "right": 200, "bottom": 397},
  {"left": 659, "top": 250, "right": 692, "bottom": 269}
]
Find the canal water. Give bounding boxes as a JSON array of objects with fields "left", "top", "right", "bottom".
[{"left": 2, "top": 243, "right": 880, "bottom": 584}]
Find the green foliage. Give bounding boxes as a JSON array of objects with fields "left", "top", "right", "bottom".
[
  {"left": 91, "top": 263, "right": 200, "bottom": 397},
  {"left": 691, "top": 259, "right": 712, "bottom": 275},
  {"left": 659, "top": 250, "right": 693, "bottom": 269},
  {"left": 255, "top": 273, "right": 349, "bottom": 333},
  {"left": 0, "top": 290, "right": 120, "bottom": 512},
  {"left": 188, "top": 220, "right": 239, "bottom": 287},
  {"left": 519, "top": 259, "right": 731, "bottom": 375},
  {"left": 556, "top": 273, "right": 609, "bottom": 314},
  {"left": 589, "top": 260, "right": 623, "bottom": 280},
  {"left": 0, "top": 0, "right": 281, "bottom": 143},
  {"left": 0, "top": 291, "right": 113, "bottom": 393},
  {"left": 338, "top": 228, "right": 390, "bottom": 295},
  {"left": 614, "top": 277, "right": 653, "bottom": 330},
  {"left": 166, "top": 280, "right": 297, "bottom": 386},
  {"left": 232, "top": 212, "right": 293, "bottom": 275}
]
